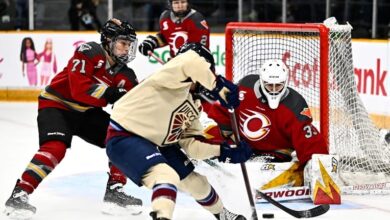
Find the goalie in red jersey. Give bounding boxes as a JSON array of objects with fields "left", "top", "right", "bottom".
[
  {"left": 138, "top": 0, "right": 210, "bottom": 58},
  {"left": 208, "top": 60, "right": 329, "bottom": 166},
  {"left": 4, "top": 18, "right": 142, "bottom": 219}
]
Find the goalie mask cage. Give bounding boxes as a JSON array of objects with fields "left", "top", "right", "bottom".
[{"left": 225, "top": 22, "right": 390, "bottom": 194}]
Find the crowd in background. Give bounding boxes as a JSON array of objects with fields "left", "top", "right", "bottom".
[{"left": 0, "top": 0, "right": 389, "bottom": 38}]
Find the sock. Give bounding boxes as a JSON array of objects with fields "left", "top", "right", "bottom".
[
  {"left": 17, "top": 141, "right": 66, "bottom": 194},
  {"left": 151, "top": 183, "right": 177, "bottom": 219},
  {"left": 108, "top": 162, "right": 127, "bottom": 185}
]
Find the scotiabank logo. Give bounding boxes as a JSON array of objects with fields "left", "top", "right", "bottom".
[
  {"left": 281, "top": 52, "right": 388, "bottom": 97},
  {"left": 354, "top": 58, "right": 387, "bottom": 96},
  {"left": 282, "top": 51, "right": 319, "bottom": 89}
]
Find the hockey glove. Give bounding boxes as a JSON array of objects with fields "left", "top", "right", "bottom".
[
  {"left": 211, "top": 75, "right": 240, "bottom": 109},
  {"left": 218, "top": 140, "right": 253, "bottom": 164},
  {"left": 104, "top": 87, "right": 127, "bottom": 104},
  {"left": 138, "top": 35, "right": 159, "bottom": 56}
]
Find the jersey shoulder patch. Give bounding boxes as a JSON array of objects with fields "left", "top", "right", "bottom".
[
  {"left": 282, "top": 88, "right": 311, "bottom": 121},
  {"left": 238, "top": 74, "right": 260, "bottom": 89},
  {"left": 188, "top": 11, "right": 208, "bottom": 30},
  {"left": 160, "top": 10, "right": 170, "bottom": 21},
  {"left": 77, "top": 41, "right": 105, "bottom": 59}
]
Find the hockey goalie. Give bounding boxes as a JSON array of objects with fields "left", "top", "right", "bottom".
[{"left": 205, "top": 59, "right": 342, "bottom": 205}]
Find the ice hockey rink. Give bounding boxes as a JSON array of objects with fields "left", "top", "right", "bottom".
[{"left": 1, "top": 102, "right": 390, "bottom": 220}]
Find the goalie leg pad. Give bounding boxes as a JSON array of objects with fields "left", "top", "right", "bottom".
[{"left": 304, "top": 154, "right": 341, "bottom": 204}]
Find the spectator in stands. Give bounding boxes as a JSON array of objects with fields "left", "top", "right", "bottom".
[{"left": 68, "top": 0, "right": 102, "bottom": 30}]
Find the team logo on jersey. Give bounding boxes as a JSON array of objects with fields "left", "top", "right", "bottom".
[
  {"left": 300, "top": 107, "right": 312, "bottom": 118},
  {"left": 162, "top": 21, "right": 169, "bottom": 30},
  {"left": 200, "top": 20, "right": 208, "bottom": 29},
  {"left": 78, "top": 43, "right": 92, "bottom": 52},
  {"left": 240, "top": 108, "right": 271, "bottom": 141},
  {"left": 163, "top": 100, "right": 198, "bottom": 145},
  {"left": 94, "top": 60, "right": 104, "bottom": 69},
  {"left": 169, "top": 31, "right": 188, "bottom": 55}
]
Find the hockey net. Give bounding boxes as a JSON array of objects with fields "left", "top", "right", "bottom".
[{"left": 225, "top": 22, "right": 390, "bottom": 194}]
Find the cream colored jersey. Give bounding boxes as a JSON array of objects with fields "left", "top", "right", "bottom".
[{"left": 111, "top": 50, "right": 221, "bottom": 159}]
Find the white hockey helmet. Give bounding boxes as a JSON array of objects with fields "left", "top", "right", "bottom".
[{"left": 258, "top": 60, "right": 289, "bottom": 109}]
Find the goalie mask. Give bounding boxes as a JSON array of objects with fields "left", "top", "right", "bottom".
[
  {"left": 168, "top": 0, "right": 191, "bottom": 18},
  {"left": 258, "top": 60, "right": 289, "bottom": 109},
  {"left": 100, "top": 18, "right": 138, "bottom": 64}
]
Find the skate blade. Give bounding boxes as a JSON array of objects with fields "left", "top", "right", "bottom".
[
  {"left": 101, "top": 202, "right": 142, "bottom": 216},
  {"left": 3, "top": 207, "right": 35, "bottom": 220}
]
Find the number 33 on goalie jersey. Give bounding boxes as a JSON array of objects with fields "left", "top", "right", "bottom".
[
  {"left": 39, "top": 42, "right": 138, "bottom": 111},
  {"left": 208, "top": 74, "right": 328, "bottom": 165}
]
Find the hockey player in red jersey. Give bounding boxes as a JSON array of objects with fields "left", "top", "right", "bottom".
[
  {"left": 4, "top": 18, "right": 142, "bottom": 219},
  {"left": 106, "top": 43, "right": 250, "bottom": 220},
  {"left": 208, "top": 60, "right": 328, "bottom": 166},
  {"left": 138, "top": 0, "right": 210, "bottom": 58}
]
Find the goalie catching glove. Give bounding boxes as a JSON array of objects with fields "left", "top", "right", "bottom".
[
  {"left": 219, "top": 140, "right": 253, "bottom": 163},
  {"left": 138, "top": 35, "right": 159, "bottom": 56},
  {"left": 210, "top": 75, "right": 240, "bottom": 109},
  {"left": 104, "top": 87, "right": 127, "bottom": 104}
]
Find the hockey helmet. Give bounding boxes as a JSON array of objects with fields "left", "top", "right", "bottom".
[
  {"left": 177, "top": 42, "right": 215, "bottom": 73},
  {"left": 258, "top": 60, "right": 289, "bottom": 109},
  {"left": 168, "top": 0, "right": 191, "bottom": 18},
  {"left": 100, "top": 18, "right": 137, "bottom": 64}
]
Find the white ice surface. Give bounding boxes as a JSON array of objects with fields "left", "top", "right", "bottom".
[{"left": 1, "top": 102, "right": 390, "bottom": 220}]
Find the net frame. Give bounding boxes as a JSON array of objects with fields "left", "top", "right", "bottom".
[
  {"left": 225, "top": 22, "right": 330, "bottom": 148},
  {"left": 224, "top": 22, "right": 390, "bottom": 192}
]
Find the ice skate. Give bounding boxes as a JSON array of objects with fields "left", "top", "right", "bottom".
[
  {"left": 4, "top": 186, "right": 36, "bottom": 220},
  {"left": 102, "top": 182, "right": 142, "bottom": 215},
  {"left": 150, "top": 211, "right": 170, "bottom": 220},
  {"left": 214, "top": 207, "right": 246, "bottom": 220}
]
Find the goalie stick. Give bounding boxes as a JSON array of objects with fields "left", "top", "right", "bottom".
[{"left": 228, "top": 108, "right": 330, "bottom": 219}]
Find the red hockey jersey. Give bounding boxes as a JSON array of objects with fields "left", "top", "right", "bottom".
[
  {"left": 38, "top": 42, "right": 138, "bottom": 112},
  {"left": 158, "top": 9, "right": 210, "bottom": 57},
  {"left": 208, "top": 75, "right": 328, "bottom": 165}
]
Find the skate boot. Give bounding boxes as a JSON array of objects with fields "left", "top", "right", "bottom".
[
  {"left": 214, "top": 207, "right": 247, "bottom": 220},
  {"left": 4, "top": 186, "right": 36, "bottom": 219},
  {"left": 102, "top": 182, "right": 142, "bottom": 215},
  {"left": 150, "top": 211, "right": 170, "bottom": 220}
]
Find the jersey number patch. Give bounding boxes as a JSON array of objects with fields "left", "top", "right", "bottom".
[{"left": 71, "top": 59, "right": 86, "bottom": 74}]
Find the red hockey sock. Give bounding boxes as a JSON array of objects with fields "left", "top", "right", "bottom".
[
  {"left": 17, "top": 141, "right": 67, "bottom": 194},
  {"left": 108, "top": 163, "right": 127, "bottom": 185}
]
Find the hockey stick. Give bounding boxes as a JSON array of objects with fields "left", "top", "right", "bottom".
[
  {"left": 148, "top": 52, "right": 234, "bottom": 176},
  {"left": 228, "top": 108, "right": 330, "bottom": 219},
  {"left": 228, "top": 108, "right": 259, "bottom": 220},
  {"left": 148, "top": 51, "right": 165, "bottom": 65},
  {"left": 257, "top": 191, "right": 330, "bottom": 218}
]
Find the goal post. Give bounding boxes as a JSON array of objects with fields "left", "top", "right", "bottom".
[
  {"left": 225, "top": 22, "right": 331, "bottom": 148},
  {"left": 225, "top": 21, "right": 390, "bottom": 193}
]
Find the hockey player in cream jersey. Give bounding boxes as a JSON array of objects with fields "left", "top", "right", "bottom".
[{"left": 106, "top": 43, "right": 252, "bottom": 220}]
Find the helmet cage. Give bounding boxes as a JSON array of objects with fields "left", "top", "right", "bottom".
[
  {"left": 109, "top": 35, "right": 138, "bottom": 64},
  {"left": 258, "top": 60, "right": 289, "bottom": 109},
  {"left": 100, "top": 20, "right": 137, "bottom": 64}
]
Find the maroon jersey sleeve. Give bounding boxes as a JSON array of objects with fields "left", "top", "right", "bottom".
[
  {"left": 67, "top": 43, "right": 108, "bottom": 107},
  {"left": 112, "top": 66, "right": 139, "bottom": 91},
  {"left": 186, "top": 11, "right": 210, "bottom": 48},
  {"left": 283, "top": 90, "right": 329, "bottom": 164}
]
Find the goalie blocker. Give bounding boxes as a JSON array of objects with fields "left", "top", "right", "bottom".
[{"left": 253, "top": 154, "right": 341, "bottom": 204}]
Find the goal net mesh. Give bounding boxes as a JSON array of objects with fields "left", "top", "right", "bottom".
[{"left": 226, "top": 22, "right": 390, "bottom": 191}]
